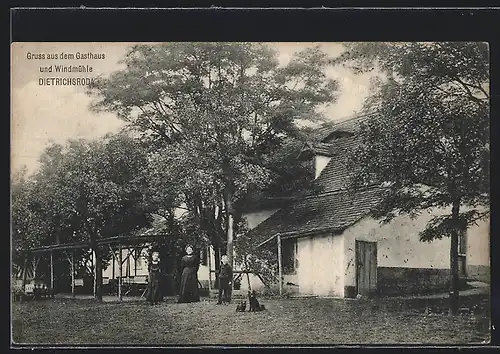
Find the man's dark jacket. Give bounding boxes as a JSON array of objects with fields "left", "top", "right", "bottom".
[{"left": 218, "top": 263, "right": 233, "bottom": 281}]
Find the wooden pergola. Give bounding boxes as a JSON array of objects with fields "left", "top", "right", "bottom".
[{"left": 20, "top": 234, "right": 172, "bottom": 301}]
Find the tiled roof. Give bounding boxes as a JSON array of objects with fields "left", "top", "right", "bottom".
[
  {"left": 313, "top": 135, "right": 361, "bottom": 193},
  {"left": 308, "top": 134, "right": 360, "bottom": 156},
  {"left": 299, "top": 114, "right": 368, "bottom": 192},
  {"left": 247, "top": 113, "right": 385, "bottom": 247},
  {"left": 310, "top": 113, "right": 372, "bottom": 143},
  {"left": 249, "top": 187, "right": 388, "bottom": 247}
]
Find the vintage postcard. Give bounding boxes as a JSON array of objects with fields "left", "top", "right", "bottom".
[{"left": 11, "top": 41, "right": 491, "bottom": 346}]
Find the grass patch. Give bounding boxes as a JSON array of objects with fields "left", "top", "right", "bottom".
[{"left": 12, "top": 295, "right": 490, "bottom": 345}]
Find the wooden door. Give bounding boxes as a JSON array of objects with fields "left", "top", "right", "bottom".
[{"left": 356, "top": 240, "right": 377, "bottom": 297}]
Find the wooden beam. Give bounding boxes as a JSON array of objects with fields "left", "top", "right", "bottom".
[
  {"left": 118, "top": 243, "right": 122, "bottom": 301},
  {"left": 121, "top": 248, "right": 135, "bottom": 265},
  {"left": 277, "top": 234, "right": 283, "bottom": 296},
  {"left": 255, "top": 272, "right": 273, "bottom": 293}
]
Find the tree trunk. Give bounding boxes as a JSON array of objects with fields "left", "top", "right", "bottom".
[
  {"left": 449, "top": 200, "right": 461, "bottom": 315},
  {"left": 225, "top": 193, "right": 234, "bottom": 271},
  {"left": 91, "top": 240, "right": 103, "bottom": 302}
]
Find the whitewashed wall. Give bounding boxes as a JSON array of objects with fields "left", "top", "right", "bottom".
[
  {"left": 296, "top": 233, "right": 344, "bottom": 297},
  {"left": 467, "top": 215, "right": 490, "bottom": 267},
  {"left": 197, "top": 246, "right": 215, "bottom": 283},
  {"left": 342, "top": 208, "right": 490, "bottom": 290}
]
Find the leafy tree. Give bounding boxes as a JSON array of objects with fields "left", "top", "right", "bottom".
[
  {"left": 12, "top": 134, "right": 154, "bottom": 300},
  {"left": 88, "top": 42, "right": 337, "bottom": 269},
  {"left": 335, "top": 42, "right": 489, "bottom": 314},
  {"left": 12, "top": 167, "right": 42, "bottom": 272}
]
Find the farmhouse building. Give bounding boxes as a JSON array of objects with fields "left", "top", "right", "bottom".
[
  {"left": 102, "top": 114, "right": 489, "bottom": 298},
  {"left": 244, "top": 114, "right": 490, "bottom": 298}
]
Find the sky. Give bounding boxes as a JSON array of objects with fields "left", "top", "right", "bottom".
[{"left": 11, "top": 42, "right": 376, "bottom": 175}]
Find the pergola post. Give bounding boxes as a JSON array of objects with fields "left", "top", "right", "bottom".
[
  {"left": 64, "top": 250, "right": 75, "bottom": 297},
  {"left": 32, "top": 256, "right": 38, "bottom": 279},
  {"left": 118, "top": 243, "right": 122, "bottom": 301},
  {"left": 108, "top": 245, "right": 115, "bottom": 280},
  {"left": 92, "top": 249, "right": 96, "bottom": 298},
  {"left": 71, "top": 251, "right": 75, "bottom": 297},
  {"left": 21, "top": 255, "right": 28, "bottom": 299},
  {"left": 126, "top": 247, "right": 131, "bottom": 277},
  {"left": 133, "top": 248, "right": 139, "bottom": 277},
  {"left": 207, "top": 245, "right": 212, "bottom": 292},
  {"left": 277, "top": 234, "right": 283, "bottom": 296},
  {"left": 50, "top": 251, "right": 54, "bottom": 295},
  {"left": 244, "top": 255, "right": 252, "bottom": 291}
]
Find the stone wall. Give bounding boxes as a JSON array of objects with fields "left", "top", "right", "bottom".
[
  {"left": 467, "top": 265, "right": 490, "bottom": 283},
  {"left": 377, "top": 267, "right": 449, "bottom": 296}
]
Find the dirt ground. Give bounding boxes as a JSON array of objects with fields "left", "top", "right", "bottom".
[{"left": 11, "top": 294, "right": 490, "bottom": 345}]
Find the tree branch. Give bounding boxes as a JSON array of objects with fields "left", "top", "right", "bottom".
[{"left": 452, "top": 75, "right": 489, "bottom": 104}]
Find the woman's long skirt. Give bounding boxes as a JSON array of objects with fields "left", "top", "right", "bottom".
[{"left": 177, "top": 267, "right": 200, "bottom": 303}]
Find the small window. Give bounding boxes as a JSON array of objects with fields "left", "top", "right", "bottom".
[{"left": 282, "top": 239, "right": 297, "bottom": 275}]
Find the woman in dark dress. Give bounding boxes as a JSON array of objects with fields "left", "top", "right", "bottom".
[
  {"left": 177, "top": 245, "right": 200, "bottom": 303},
  {"left": 147, "top": 251, "right": 162, "bottom": 305}
]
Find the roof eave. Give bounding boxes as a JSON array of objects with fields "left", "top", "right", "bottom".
[{"left": 255, "top": 226, "right": 346, "bottom": 248}]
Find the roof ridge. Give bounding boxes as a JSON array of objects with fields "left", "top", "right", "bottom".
[
  {"left": 301, "top": 189, "right": 347, "bottom": 200},
  {"left": 302, "top": 184, "right": 387, "bottom": 201},
  {"left": 320, "top": 110, "right": 374, "bottom": 129}
]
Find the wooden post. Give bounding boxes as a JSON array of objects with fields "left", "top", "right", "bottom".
[
  {"left": 134, "top": 248, "right": 138, "bottom": 277},
  {"left": 207, "top": 245, "right": 212, "bottom": 292},
  {"left": 118, "top": 243, "right": 122, "bottom": 301},
  {"left": 32, "top": 257, "right": 37, "bottom": 279},
  {"left": 244, "top": 256, "right": 252, "bottom": 291},
  {"left": 50, "top": 251, "right": 54, "bottom": 295},
  {"left": 277, "top": 234, "right": 283, "bottom": 296},
  {"left": 21, "top": 255, "right": 28, "bottom": 298},
  {"left": 111, "top": 246, "right": 115, "bottom": 280},
  {"left": 92, "top": 249, "right": 96, "bottom": 298},
  {"left": 71, "top": 251, "right": 75, "bottom": 297},
  {"left": 126, "top": 248, "right": 131, "bottom": 277}
]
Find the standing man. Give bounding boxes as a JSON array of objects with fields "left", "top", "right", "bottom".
[{"left": 216, "top": 255, "right": 233, "bottom": 305}]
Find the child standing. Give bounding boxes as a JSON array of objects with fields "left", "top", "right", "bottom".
[
  {"left": 216, "top": 255, "right": 233, "bottom": 305},
  {"left": 147, "top": 251, "right": 162, "bottom": 305}
]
